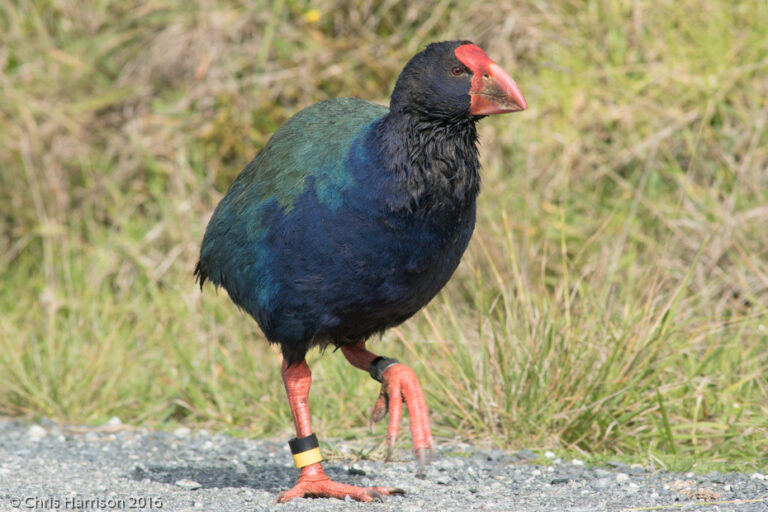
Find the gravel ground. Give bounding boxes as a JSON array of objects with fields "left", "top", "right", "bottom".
[{"left": 1, "top": 418, "right": 766, "bottom": 512}]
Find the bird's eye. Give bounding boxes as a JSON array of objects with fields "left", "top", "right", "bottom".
[{"left": 451, "top": 66, "right": 464, "bottom": 76}]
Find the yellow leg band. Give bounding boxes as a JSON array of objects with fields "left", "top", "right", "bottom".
[{"left": 292, "top": 447, "right": 323, "bottom": 468}]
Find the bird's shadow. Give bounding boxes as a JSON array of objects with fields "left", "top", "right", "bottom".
[{"left": 128, "top": 462, "right": 359, "bottom": 493}]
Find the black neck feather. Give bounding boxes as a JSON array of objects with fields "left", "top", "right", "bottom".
[{"left": 375, "top": 111, "right": 480, "bottom": 215}]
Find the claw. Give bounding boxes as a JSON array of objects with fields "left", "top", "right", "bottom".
[
  {"left": 371, "top": 388, "right": 389, "bottom": 424},
  {"left": 365, "top": 489, "right": 385, "bottom": 502},
  {"left": 416, "top": 447, "right": 428, "bottom": 478},
  {"left": 428, "top": 439, "right": 435, "bottom": 465}
]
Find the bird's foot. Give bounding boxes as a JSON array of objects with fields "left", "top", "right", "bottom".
[
  {"left": 371, "top": 363, "right": 434, "bottom": 476},
  {"left": 276, "top": 464, "right": 404, "bottom": 503}
]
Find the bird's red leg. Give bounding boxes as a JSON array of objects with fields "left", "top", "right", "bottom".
[
  {"left": 340, "top": 341, "right": 434, "bottom": 475},
  {"left": 276, "top": 359, "right": 404, "bottom": 503}
]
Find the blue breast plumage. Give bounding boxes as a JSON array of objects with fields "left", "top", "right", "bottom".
[{"left": 197, "top": 97, "right": 478, "bottom": 363}]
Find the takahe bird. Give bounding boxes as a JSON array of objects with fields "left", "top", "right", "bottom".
[{"left": 195, "top": 40, "right": 526, "bottom": 502}]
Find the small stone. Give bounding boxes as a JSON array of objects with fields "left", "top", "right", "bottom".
[
  {"left": 616, "top": 473, "right": 629, "bottom": 483},
  {"left": 511, "top": 470, "right": 528, "bottom": 482},
  {"left": 27, "top": 425, "right": 47, "bottom": 441},
  {"left": 592, "top": 477, "right": 614, "bottom": 490},
  {"left": 487, "top": 449, "right": 505, "bottom": 461},
  {"left": 551, "top": 477, "right": 570, "bottom": 485},
  {"left": 436, "top": 475, "right": 452, "bottom": 485},
  {"left": 513, "top": 449, "right": 538, "bottom": 461},
  {"left": 607, "top": 461, "right": 630, "bottom": 472},
  {"left": 531, "top": 469, "right": 542, "bottom": 476},
  {"left": 706, "top": 470, "right": 723, "bottom": 481},
  {"left": 546, "top": 466, "right": 555, "bottom": 473},
  {"left": 175, "top": 479, "right": 202, "bottom": 490},
  {"left": 173, "top": 427, "right": 191, "bottom": 438},
  {"left": 571, "top": 459, "right": 584, "bottom": 466},
  {"left": 104, "top": 417, "right": 122, "bottom": 428},
  {"left": 544, "top": 451, "right": 556, "bottom": 459},
  {"left": 750, "top": 473, "right": 767, "bottom": 481},
  {"left": 235, "top": 462, "right": 248, "bottom": 475},
  {"left": 593, "top": 469, "right": 612, "bottom": 478},
  {"left": 348, "top": 465, "right": 366, "bottom": 476}
]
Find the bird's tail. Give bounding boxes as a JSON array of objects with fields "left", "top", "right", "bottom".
[{"left": 194, "top": 260, "right": 208, "bottom": 290}]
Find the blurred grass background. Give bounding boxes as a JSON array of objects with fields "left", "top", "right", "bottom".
[{"left": 1, "top": 0, "right": 766, "bottom": 470}]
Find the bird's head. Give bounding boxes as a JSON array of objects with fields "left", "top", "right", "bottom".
[{"left": 390, "top": 40, "right": 527, "bottom": 120}]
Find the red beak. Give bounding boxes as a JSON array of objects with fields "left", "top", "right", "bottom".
[{"left": 455, "top": 44, "right": 527, "bottom": 116}]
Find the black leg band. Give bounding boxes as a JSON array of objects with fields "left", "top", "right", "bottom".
[
  {"left": 288, "top": 433, "right": 319, "bottom": 454},
  {"left": 369, "top": 356, "right": 400, "bottom": 382}
]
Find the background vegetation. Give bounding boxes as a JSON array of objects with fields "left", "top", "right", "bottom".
[{"left": 1, "top": 0, "right": 766, "bottom": 470}]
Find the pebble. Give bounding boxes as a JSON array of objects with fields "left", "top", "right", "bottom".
[
  {"left": 592, "top": 477, "right": 614, "bottom": 489},
  {"left": 572, "top": 459, "right": 585, "bottom": 466},
  {"left": 174, "top": 426, "right": 192, "bottom": 438},
  {"left": 104, "top": 417, "right": 122, "bottom": 428},
  {"left": 707, "top": 471, "right": 723, "bottom": 481},
  {"left": 616, "top": 473, "right": 629, "bottom": 483},
  {"left": 544, "top": 451, "right": 556, "bottom": 459},
  {"left": 487, "top": 449, "right": 505, "bottom": 461},
  {"left": 26, "top": 425, "right": 48, "bottom": 441},
  {"left": 514, "top": 448, "right": 538, "bottom": 460},
  {"left": 175, "top": 479, "right": 202, "bottom": 490}
]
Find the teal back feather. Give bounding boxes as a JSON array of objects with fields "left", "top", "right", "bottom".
[{"left": 230, "top": 98, "right": 387, "bottom": 213}]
